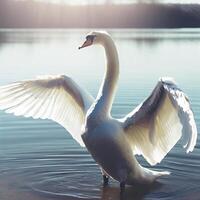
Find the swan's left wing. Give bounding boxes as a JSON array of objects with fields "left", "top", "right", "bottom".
[
  {"left": 121, "top": 78, "right": 197, "bottom": 165},
  {"left": 0, "top": 75, "right": 94, "bottom": 146}
]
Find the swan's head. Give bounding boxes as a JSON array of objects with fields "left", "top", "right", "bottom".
[{"left": 78, "top": 31, "right": 111, "bottom": 49}]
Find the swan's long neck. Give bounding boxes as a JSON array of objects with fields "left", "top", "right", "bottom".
[{"left": 92, "top": 36, "right": 119, "bottom": 118}]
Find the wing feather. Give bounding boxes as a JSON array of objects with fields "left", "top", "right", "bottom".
[
  {"left": 122, "top": 78, "right": 197, "bottom": 165},
  {"left": 0, "top": 75, "right": 94, "bottom": 146}
]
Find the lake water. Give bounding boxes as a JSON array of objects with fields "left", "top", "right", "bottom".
[{"left": 0, "top": 29, "right": 199, "bottom": 200}]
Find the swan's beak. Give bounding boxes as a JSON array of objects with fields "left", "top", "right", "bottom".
[{"left": 78, "top": 39, "right": 93, "bottom": 50}]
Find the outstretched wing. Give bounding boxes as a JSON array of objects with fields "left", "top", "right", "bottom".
[
  {"left": 0, "top": 75, "right": 94, "bottom": 146},
  {"left": 121, "top": 78, "right": 197, "bottom": 165}
]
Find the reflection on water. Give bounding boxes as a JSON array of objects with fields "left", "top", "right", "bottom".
[
  {"left": 0, "top": 29, "right": 200, "bottom": 200},
  {"left": 101, "top": 182, "right": 163, "bottom": 200}
]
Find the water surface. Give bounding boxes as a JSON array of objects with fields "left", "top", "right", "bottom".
[{"left": 0, "top": 29, "right": 200, "bottom": 200}]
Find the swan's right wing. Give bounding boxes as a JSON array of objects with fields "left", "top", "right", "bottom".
[{"left": 0, "top": 75, "right": 94, "bottom": 146}]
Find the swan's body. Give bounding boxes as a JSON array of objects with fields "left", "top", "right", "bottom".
[{"left": 0, "top": 31, "right": 197, "bottom": 191}]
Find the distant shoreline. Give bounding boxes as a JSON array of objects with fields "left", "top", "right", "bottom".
[{"left": 0, "top": 1, "right": 200, "bottom": 28}]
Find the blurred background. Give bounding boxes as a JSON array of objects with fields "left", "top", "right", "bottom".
[{"left": 0, "top": 0, "right": 200, "bottom": 28}]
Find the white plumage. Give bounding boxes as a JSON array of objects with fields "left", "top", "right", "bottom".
[
  {"left": 0, "top": 31, "right": 197, "bottom": 191},
  {"left": 0, "top": 75, "right": 93, "bottom": 146},
  {"left": 122, "top": 78, "right": 197, "bottom": 166}
]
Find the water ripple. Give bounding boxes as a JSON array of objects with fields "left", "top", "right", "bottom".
[{"left": 0, "top": 29, "right": 200, "bottom": 200}]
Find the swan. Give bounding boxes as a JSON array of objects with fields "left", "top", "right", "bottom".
[{"left": 0, "top": 31, "right": 197, "bottom": 194}]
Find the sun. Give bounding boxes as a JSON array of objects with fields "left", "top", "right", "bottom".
[{"left": 35, "top": 0, "right": 103, "bottom": 5}]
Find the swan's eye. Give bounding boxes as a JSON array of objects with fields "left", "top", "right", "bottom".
[{"left": 86, "top": 35, "right": 96, "bottom": 42}]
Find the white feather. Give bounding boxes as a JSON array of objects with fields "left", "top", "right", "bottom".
[
  {"left": 122, "top": 78, "right": 197, "bottom": 165},
  {"left": 0, "top": 75, "right": 94, "bottom": 146}
]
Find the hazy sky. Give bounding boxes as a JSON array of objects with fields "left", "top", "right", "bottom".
[{"left": 33, "top": 0, "right": 200, "bottom": 4}]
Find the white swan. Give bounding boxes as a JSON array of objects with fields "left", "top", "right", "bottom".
[{"left": 0, "top": 31, "right": 197, "bottom": 193}]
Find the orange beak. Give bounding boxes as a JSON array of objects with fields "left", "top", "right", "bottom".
[{"left": 78, "top": 39, "right": 93, "bottom": 50}]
